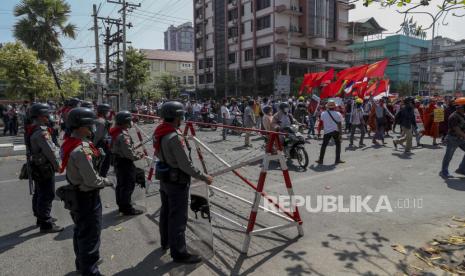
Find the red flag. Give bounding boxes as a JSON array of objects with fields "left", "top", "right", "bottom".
[
  {"left": 299, "top": 73, "right": 315, "bottom": 94},
  {"left": 337, "top": 65, "right": 368, "bottom": 82},
  {"left": 315, "top": 68, "right": 334, "bottom": 86},
  {"left": 321, "top": 79, "right": 344, "bottom": 99},
  {"left": 299, "top": 68, "right": 334, "bottom": 94},
  {"left": 373, "top": 79, "right": 389, "bottom": 97},
  {"left": 366, "top": 59, "right": 388, "bottom": 78},
  {"left": 351, "top": 82, "right": 368, "bottom": 98},
  {"left": 364, "top": 81, "right": 378, "bottom": 97}
]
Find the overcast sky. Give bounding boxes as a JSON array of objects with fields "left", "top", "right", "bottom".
[{"left": 0, "top": 0, "right": 463, "bottom": 69}]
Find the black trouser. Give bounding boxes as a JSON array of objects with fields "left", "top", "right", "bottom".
[
  {"left": 97, "top": 144, "right": 111, "bottom": 177},
  {"left": 318, "top": 131, "right": 342, "bottom": 162},
  {"left": 114, "top": 158, "right": 136, "bottom": 212},
  {"left": 2, "top": 116, "right": 8, "bottom": 135},
  {"left": 159, "top": 181, "right": 189, "bottom": 259},
  {"left": 70, "top": 190, "right": 102, "bottom": 276},
  {"left": 349, "top": 124, "right": 366, "bottom": 145},
  {"left": 32, "top": 175, "right": 55, "bottom": 228}
]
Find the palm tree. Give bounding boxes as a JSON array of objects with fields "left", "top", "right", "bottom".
[{"left": 13, "top": 0, "right": 76, "bottom": 91}]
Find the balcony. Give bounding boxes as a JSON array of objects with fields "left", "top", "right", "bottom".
[
  {"left": 274, "top": 26, "right": 287, "bottom": 34},
  {"left": 195, "top": 0, "right": 202, "bottom": 8},
  {"left": 308, "top": 37, "right": 327, "bottom": 48},
  {"left": 276, "top": 53, "right": 287, "bottom": 62},
  {"left": 274, "top": 4, "right": 303, "bottom": 16},
  {"left": 274, "top": 26, "right": 303, "bottom": 37}
]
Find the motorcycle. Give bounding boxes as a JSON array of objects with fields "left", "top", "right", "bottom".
[
  {"left": 199, "top": 112, "right": 218, "bottom": 131},
  {"left": 281, "top": 124, "right": 309, "bottom": 169},
  {"left": 228, "top": 112, "right": 243, "bottom": 135}
]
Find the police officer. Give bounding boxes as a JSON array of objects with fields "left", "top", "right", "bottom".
[
  {"left": 93, "top": 104, "right": 112, "bottom": 177},
  {"left": 154, "top": 101, "right": 213, "bottom": 264},
  {"left": 62, "top": 108, "right": 113, "bottom": 276},
  {"left": 111, "top": 111, "right": 145, "bottom": 215},
  {"left": 80, "top": 101, "right": 94, "bottom": 110},
  {"left": 28, "top": 103, "right": 63, "bottom": 233}
]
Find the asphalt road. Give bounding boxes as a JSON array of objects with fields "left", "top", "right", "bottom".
[{"left": 1, "top": 125, "right": 465, "bottom": 276}]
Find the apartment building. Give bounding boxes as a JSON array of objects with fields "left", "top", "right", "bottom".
[
  {"left": 194, "top": 0, "right": 352, "bottom": 97},
  {"left": 433, "top": 37, "right": 465, "bottom": 94},
  {"left": 164, "top": 22, "right": 195, "bottom": 52}
]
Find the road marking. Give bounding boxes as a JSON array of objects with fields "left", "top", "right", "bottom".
[{"left": 0, "top": 178, "right": 24, "bottom": 184}]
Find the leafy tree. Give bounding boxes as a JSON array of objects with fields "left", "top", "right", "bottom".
[
  {"left": 0, "top": 42, "right": 55, "bottom": 100},
  {"left": 13, "top": 0, "right": 76, "bottom": 90},
  {"left": 125, "top": 47, "right": 150, "bottom": 99},
  {"left": 139, "top": 77, "right": 163, "bottom": 101},
  {"left": 64, "top": 69, "right": 93, "bottom": 99},
  {"left": 156, "top": 74, "right": 180, "bottom": 99},
  {"left": 59, "top": 71, "right": 82, "bottom": 99},
  {"left": 362, "top": 0, "right": 464, "bottom": 33},
  {"left": 291, "top": 77, "right": 304, "bottom": 96}
]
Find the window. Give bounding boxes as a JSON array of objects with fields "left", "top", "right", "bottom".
[
  {"left": 228, "top": 8, "right": 238, "bottom": 21},
  {"left": 188, "top": 76, "right": 194, "bottom": 85},
  {"left": 195, "top": 38, "right": 203, "bottom": 49},
  {"left": 256, "top": 45, "right": 270, "bottom": 59},
  {"left": 195, "top": 8, "right": 202, "bottom": 19},
  {"left": 241, "top": 23, "right": 244, "bottom": 34},
  {"left": 241, "top": 5, "right": 244, "bottom": 16},
  {"left": 245, "top": 49, "right": 253, "bottom": 61},
  {"left": 206, "top": 73, "right": 213, "bottom": 83},
  {"left": 312, "top": 49, "right": 319, "bottom": 59},
  {"left": 256, "top": 15, "right": 270, "bottom": 31},
  {"left": 300, "top": 48, "right": 308, "bottom": 59},
  {"left": 182, "top": 76, "right": 187, "bottom": 84},
  {"left": 256, "top": 0, "right": 270, "bottom": 11},
  {"left": 228, "top": 52, "right": 236, "bottom": 64},
  {"left": 198, "top": 59, "right": 204, "bottom": 70},
  {"left": 322, "top": 50, "right": 329, "bottom": 61},
  {"left": 205, "top": 58, "right": 213, "bottom": 68},
  {"left": 199, "top": 75, "right": 205, "bottom": 84},
  {"left": 228, "top": 27, "right": 238, "bottom": 38}
]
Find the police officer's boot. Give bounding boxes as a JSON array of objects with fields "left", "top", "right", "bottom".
[
  {"left": 173, "top": 253, "right": 202, "bottom": 264},
  {"left": 40, "top": 222, "right": 64, "bottom": 233}
]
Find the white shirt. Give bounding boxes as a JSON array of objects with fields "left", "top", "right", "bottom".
[
  {"left": 221, "top": 105, "right": 231, "bottom": 119},
  {"left": 193, "top": 103, "right": 202, "bottom": 113},
  {"left": 321, "top": 110, "right": 343, "bottom": 134}
]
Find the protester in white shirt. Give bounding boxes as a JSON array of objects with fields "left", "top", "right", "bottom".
[
  {"left": 316, "top": 100, "right": 345, "bottom": 165},
  {"left": 220, "top": 100, "right": 231, "bottom": 140}
]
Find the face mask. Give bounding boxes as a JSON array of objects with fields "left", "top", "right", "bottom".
[{"left": 284, "top": 108, "right": 289, "bottom": 113}]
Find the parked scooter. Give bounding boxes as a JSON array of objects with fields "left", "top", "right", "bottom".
[{"left": 281, "top": 124, "right": 309, "bottom": 169}]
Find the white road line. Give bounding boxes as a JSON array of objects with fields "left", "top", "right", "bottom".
[{"left": 0, "top": 178, "right": 24, "bottom": 184}]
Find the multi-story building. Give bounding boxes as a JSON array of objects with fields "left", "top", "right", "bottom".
[
  {"left": 164, "top": 22, "right": 195, "bottom": 52},
  {"left": 433, "top": 36, "right": 465, "bottom": 94},
  {"left": 141, "top": 49, "right": 196, "bottom": 92},
  {"left": 349, "top": 32, "right": 431, "bottom": 95},
  {"left": 194, "top": 0, "right": 353, "bottom": 97}
]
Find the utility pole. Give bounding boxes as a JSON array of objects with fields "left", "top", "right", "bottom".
[
  {"left": 122, "top": 0, "right": 128, "bottom": 110},
  {"left": 93, "top": 4, "right": 102, "bottom": 104},
  {"left": 105, "top": 26, "right": 110, "bottom": 87},
  {"left": 107, "top": 0, "right": 140, "bottom": 110}
]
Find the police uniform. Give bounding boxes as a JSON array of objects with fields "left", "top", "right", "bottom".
[
  {"left": 154, "top": 101, "right": 209, "bottom": 263},
  {"left": 93, "top": 116, "right": 111, "bottom": 177},
  {"left": 30, "top": 122, "right": 61, "bottom": 231},
  {"left": 112, "top": 126, "right": 143, "bottom": 214},
  {"left": 64, "top": 108, "right": 112, "bottom": 276}
]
